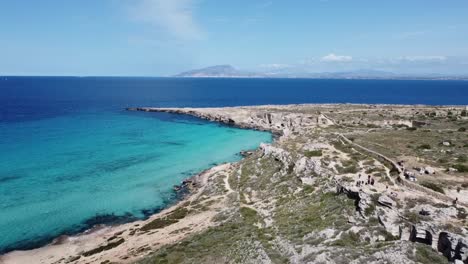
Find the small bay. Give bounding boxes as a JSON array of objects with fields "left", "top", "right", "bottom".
[{"left": 0, "top": 110, "right": 272, "bottom": 253}]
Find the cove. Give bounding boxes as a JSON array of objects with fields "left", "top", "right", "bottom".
[{"left": 0, "top": 110, "right": 272, "bottom": 253}]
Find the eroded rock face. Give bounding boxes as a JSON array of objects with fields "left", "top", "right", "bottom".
[
  {"left": 377, "top": 207, "right": 401, "bottom": 237},
  {"left": 410, "top": 225, "right": 434, "bottom": 245},
  {"left": 260, "top": 143, "right": 293, "bottom": 167},
  {"left": 378, "top": 195, "right": 396, "bottom": 209},
  {"left": 336, "top": 184, "right": 372, "bottom": 218},
  {"left": 294, "top": 157, "right": 323, "bottom": 177},
  {"left": 438, "top": 232, "right": 468, "bottom": 263}
]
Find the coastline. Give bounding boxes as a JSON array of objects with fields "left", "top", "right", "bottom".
[
  {"left": 0, "top": 162, "right": 240, "bottom": 264},
  {"left": 0, "top": 107, "right": 280, "bottom": 264},
  {"left": 2, "top": 103, "right": 467, "bottom": 264}
]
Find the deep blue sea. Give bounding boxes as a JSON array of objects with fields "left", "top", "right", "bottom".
[{"left": 0, "top": 77, "right": 467, "bottom": 254}]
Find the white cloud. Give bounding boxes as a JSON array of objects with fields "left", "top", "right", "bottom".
[
  {"left": 398, "top": 56, "right": 447, "bottom": 62},
  {"left": 321, "top": 53, "right": 353, "bottom": 62},
  {"left": 131, "top": 0, "right": 203, "bottom": 40},
  {"left": 259, "top": 63, "right": 291, "bottom": 69}
]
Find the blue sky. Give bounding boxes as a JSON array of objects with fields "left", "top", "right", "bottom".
[{"left": 1, "top": 0, "right": 468, "bottom": 76}]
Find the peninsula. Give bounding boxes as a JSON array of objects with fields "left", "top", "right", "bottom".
[{"left": 2, "top": 104, "right": 467, "bottom": 264}]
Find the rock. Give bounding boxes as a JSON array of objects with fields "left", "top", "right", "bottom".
[
  {"left": 410, "top": 225, "right": 434, "bottom": 245},
  {"left": 240, "top": 150, "right": 254, "bottom": 157},
  {"left": 294, "top": 157, "right": 323, "bottom": 177},
  {"left": 358, "top": 192, "right": 372, "bottom": 218},
  {"left": 377, "top": 207, "right": 401, "bottom": 237},
  {"left": 438, "top": 232, "right": 468, "bottom": 263},
  {"left": 378, "top": 195, "right": 396, "bottom": 209},
  {"left": 449, "top": 167, "right": 459, "bottom": 172},
  {"left": 443, "top": 141, "right": 451, "bottom": 146},
  {"left": 424, "top": 167, "right": 436, "bottom": 174},
  {"left": 260, "top": 143, "right": 293, "bottom": 170},
  {"left": 336, "top": 184, "right": 372, "bottom": 218}
]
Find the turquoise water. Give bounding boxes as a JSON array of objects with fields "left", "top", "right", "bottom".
[{"left": 0, "top": 110, "right": 272, "bottom": 252}]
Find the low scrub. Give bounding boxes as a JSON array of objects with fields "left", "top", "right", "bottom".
[
  {"left": 304, "top": 150, "right": 323, "bottom": 157},
  {"left": 141, "top": 207, "right": 189, "bottom": 231},
  {"left": 420, "top": 182, "right": 445, "bottom": 194},
  {"left": 452, "top": 164, "right": 468, "bottom": 172}
]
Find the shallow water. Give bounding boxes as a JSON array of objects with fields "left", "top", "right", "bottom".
[{"left": 0, "top": 110, "right": 271, "bottom": 253}]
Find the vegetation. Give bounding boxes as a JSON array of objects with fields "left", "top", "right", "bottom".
[
  {"left": 417, "top": 144, "right": 432, "bottom": 150},
  {"left": 82, "top": 238, "right": 125, "bottom": 257},
  {"left": 452, "top": 164, "right": 468, "bottom": 173},
  {"left": 412, "top": 244, "right": 449, "bottom": 264},
  {"left": 420, "top": 182, "right": 445, "bottom": 194},
  {"left": 304, "top": 149, "right": 323, "bottom": 157},
  {"left": 331, "top": 231, "right": 361, "bottom": 247},
  {"left": 140, "top": 208, "right": 189, "bottom": 232}
]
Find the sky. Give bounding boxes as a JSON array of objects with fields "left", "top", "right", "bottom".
[{"left": 1, "top": 0, "right": 468, "bottom": 76}]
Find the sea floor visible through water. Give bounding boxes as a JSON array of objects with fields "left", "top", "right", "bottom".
[{"left": 0, "top": 110, "right": 272, "bottom": 253}]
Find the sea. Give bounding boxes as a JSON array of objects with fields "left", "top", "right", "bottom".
[{"left": 0, "top": 77, "right": 467, "bottom": 254}]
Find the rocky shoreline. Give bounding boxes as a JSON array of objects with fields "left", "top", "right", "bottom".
[{"left": 2, "top": 104, "right": 467, "bottom": 264}]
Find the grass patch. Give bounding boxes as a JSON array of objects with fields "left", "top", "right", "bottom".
[
  {"left": 82, "top": 238, "right": 125, "bottom": 257},
  {"left": 331, "top": 231, "right": 361, "bottom": 247},
  {"left": 140, "top": 207, "right": 189, "bottom": 232},
  {"left": 417, "top": 144, "right": 432, "bottom": 150},
  {"left": 420, "top": 182, "right": 445, "bottom": 194},
  {"left": 412, "top": 244, "right": 448, "bottom": 264},
  {"left": 452, "top": 164, "right": 468, "bottom": 172},
  {"left": 304, "top": 150, "right": 323, "bottom": 157}
]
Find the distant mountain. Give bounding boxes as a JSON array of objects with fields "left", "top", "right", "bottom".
[
  {"left": 174, "top": 65, "right": 260, "bottom": 78},
  {"left": 175, "top": 65, "right": 468, "bottom": 80}
]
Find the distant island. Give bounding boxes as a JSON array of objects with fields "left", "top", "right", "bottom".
[
  {"left": 174, "top": 65, "right": 262, "bottom": 78},
  {"left": 174, "top": 65, "right": 468, "bottom": 80}
]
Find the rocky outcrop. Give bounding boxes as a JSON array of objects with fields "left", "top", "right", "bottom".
[
  {"left": 409, "top": 225, "right": 434, "bottom": 245},
  {"left": 438, "top": 232, "right": 468, "bottom": 263},
  {"left": 294, "top": 157, "right": 323, "bottom": 177},
  {"left": 260, "top": 143, "right": 293, "bottom": 167},
  {"left": 336, "top": 184, "right": 372, "bottom": 218},
  {"left": 377, "top": 207, "right": 401, "bottom": 238},
  {"left": 378, "top": 195, "right": 396, "bottom": 209}
]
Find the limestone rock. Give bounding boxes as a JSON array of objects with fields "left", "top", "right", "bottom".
[
  {"left": 438, "top": 232, "right": 468, "bottom": 263},
  {"left": 410, "top": 225, "right": 434, "bottom": 246},
  {"left": 378, "top": 195, "right": 396, "bottom": 209},
  {"left": 377, "top": 207, "right": 401, "bottom": 237},
  {"left": 260, "top": 143, "right": 293, "bottom": 169},
  {"left": 294, "top": 157, "right": 323, "bottom": 177}
]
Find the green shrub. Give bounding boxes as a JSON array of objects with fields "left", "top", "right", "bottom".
[
  {"left": 405, "top": 211, "right": 421, "bottom": 223},
  {"left": 458, "top": 155, "right": 467, "bottom": 163},
  {"left": 141, "top": 207, "right": 189, "bottom": 231},
  {"left": 421, "top": 182, "right": 445, "bottom": 194},
  {"left": 452, "top": 164, "right": 468, "bottom": 172},
  {"left": 331, "top": 231, "right": 361, "bottom": 247},
  {"left": 413, "top": 244, "right": 449, "bottom": 264},
  {"left": 417, "top": 144, "right": 431, "bottom": 150},
  {"left": 304, "top": 150, "right": 323, "bottom": 157}
]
